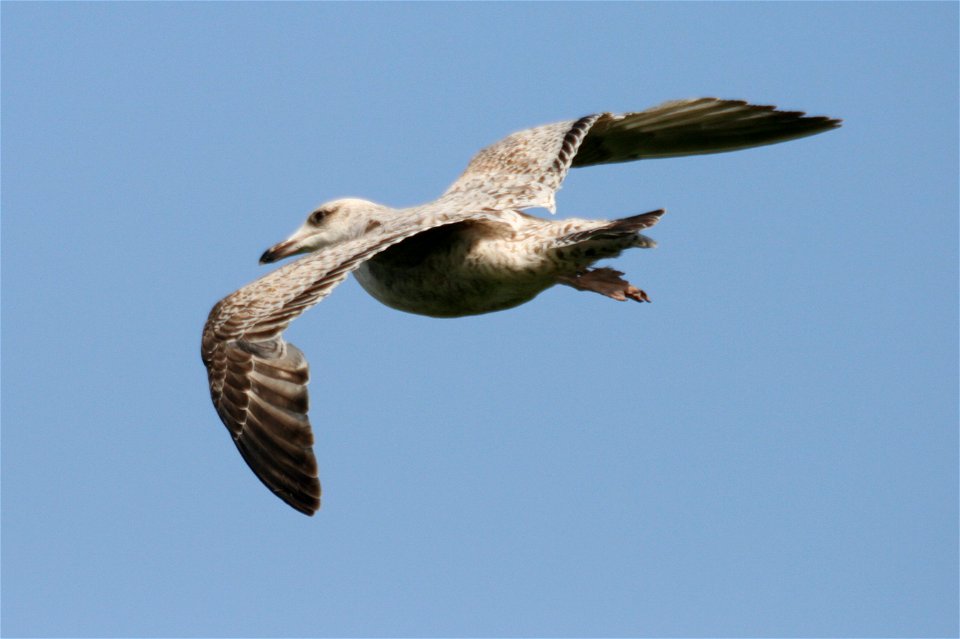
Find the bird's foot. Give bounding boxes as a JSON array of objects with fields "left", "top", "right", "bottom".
[{"left": 558, "top": 267, "right": 651, "bottom": 303}]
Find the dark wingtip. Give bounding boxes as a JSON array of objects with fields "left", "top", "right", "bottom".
[
  {"left": 287, "top": 493, "right": 321, "bottom": 516},
  {"left": 810, "top": 114, "right": 843, "bottom": 130},
  {"left": 240, "top": 441, "right": 322, "bottom": 516}
]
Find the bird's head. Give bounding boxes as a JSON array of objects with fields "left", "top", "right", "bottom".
[{"left": 260, "top": 198, "right": 387, "bottom": 264}]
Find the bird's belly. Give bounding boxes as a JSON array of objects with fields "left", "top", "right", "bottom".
[
  {"left": 355, "top": 261, "right": 552, "bottom": 318},
  {"left": 353, "top": 219, "right": 558, "bottom": 318}
]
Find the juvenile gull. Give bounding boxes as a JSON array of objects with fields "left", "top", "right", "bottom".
[{"left": 201, "top": 98, "right": 840, "bottom": 515}]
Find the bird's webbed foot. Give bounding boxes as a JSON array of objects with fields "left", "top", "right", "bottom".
[{"left": 558, "top": 267, "right": 650, "bottom": 303}]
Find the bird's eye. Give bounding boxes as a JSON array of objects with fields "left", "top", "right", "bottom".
[{"left": 309, "top": 210, "right": 327, "bottom": 225}]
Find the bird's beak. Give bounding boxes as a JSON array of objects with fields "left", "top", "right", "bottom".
[{"left": 259, "top": 239, "right": 302, "bottom": 264}]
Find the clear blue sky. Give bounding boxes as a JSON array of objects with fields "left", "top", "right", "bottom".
[{"left": 2, "top": 3, "right": 956, "bottom": 637}]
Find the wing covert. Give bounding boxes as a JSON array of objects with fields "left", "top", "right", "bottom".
[{"left": 442, "top": 114, "right": 600, "bottom": 213}]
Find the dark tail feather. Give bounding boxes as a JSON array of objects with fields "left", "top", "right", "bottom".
[
  {"left": 603, "top": 209, "right": 666, "bottom": 234},
  {"left": 560, "top": 209, "right": 665, "bottom": 245}
]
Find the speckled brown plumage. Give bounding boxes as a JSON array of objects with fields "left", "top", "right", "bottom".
[{"left": 202, "top": 98, "right": 840, "bottom": 514}]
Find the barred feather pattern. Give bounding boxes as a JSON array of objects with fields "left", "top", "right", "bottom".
[
  {"left": 201, "top": 205, "right": 504, "bottom": 514},
  {"left": 202, "top": 97, "right": 840, "bottom": 515}
]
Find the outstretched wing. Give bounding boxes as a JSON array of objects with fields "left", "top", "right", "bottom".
[
  {"left": 201, "top": 207, "right": 499, "bottom": 515},
  {"left": 443, "top": 98, "right": 841, "bottom": 212},
  {"left": 202, "top": 331, "right": 318, "bottom": 514}
]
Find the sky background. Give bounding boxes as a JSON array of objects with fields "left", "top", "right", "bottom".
[{"left": 2, "top": 3, "right": 957, "bottom": 637}]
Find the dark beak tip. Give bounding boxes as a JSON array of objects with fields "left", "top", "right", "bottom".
[{"left": 259, "top": 249, "right": 276, "bottom": 265}]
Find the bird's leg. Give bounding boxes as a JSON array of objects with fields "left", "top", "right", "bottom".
[{"left": 557, "top": 267, "right": 650, "bottom": 303}]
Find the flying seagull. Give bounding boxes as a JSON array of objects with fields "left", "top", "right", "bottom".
[{"left": 201, "top": 98, "right": 840, "bottom": 515}]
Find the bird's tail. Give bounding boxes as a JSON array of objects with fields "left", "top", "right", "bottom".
[{"left": 556, "top": 209, "right": 665, "bottom": 249}]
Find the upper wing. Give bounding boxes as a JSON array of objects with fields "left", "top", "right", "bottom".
[
  {"left": 443, "top": 98, "right": 841, "bottom": 212},
  {"left": 201, "top": 206, "right": 500, "bottom": 515}
]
